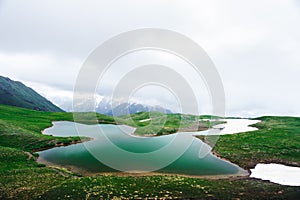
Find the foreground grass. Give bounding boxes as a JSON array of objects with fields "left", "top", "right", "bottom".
[
  {"left": 212, "top": 116, "right": 300, "bottom": 169},
  {"left": 0, "top": 147, "right": 298, "bottom": 199},
  {"left": 0, "top": 105, "right": 299, "bottom": 199},
  {"left": 40, "top": 176, "right": 298, "bottom": 200}
]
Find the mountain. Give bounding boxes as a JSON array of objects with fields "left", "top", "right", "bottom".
[
  {"left": 0, "top": 76, "right": 64, "bottom": 112},
  {"left": 98, "top": 102, "right": 173, "bottom": 116},
  {"left": 95, "top": 97, "right": 113, "bottom": 114}
]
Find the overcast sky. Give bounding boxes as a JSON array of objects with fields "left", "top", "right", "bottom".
[{"left": 0, "top": 0, "right": 299, "bottom": 117}]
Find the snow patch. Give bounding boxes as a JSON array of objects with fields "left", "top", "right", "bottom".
[{"left": 250, "top": 163, "right": 300, "bottom": 186}]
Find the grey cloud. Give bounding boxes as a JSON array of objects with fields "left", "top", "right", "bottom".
[{"left": 0, "top": 0, "right": 299, "bottom": 117}]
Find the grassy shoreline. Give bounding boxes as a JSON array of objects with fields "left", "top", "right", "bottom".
[
  {"left": 211, "top": 116, "right": 300, "bottom": 170},
  {"left": 0, "top": 105, "right": 299, "bottom": 199}
]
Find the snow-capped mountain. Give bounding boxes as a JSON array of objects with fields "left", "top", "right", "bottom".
[{"left": 96, "top": 100, "right": 172, "bottom": 116}]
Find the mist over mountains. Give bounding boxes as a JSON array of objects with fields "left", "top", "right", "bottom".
[
  {"left": 96, "top": 100, "right": 173, "bottom": 116},
  {"left": 0, "top": 75, "right": 173, "bottom": 115}
]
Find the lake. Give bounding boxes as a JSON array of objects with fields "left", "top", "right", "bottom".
[{"left": 38, "top": 121, "right": 247, "bottom": 176}]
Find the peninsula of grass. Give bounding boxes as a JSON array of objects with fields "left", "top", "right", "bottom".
[
  {"left": 0, "top": 105, "right": 116, "bottom": 152},
  {"left": 117, "top": 112, "right": 224, "bottom": 136}
]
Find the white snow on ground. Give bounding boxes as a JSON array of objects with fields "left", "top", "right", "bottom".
[
  {"left": 250, "top": 163, "right": 300, "bottom": 186},
  {"left": 212, "top": 119, "right": 261, "bottom": 135},
  {"left": 139, "top": 118, "right": 151, "bottom": 122}
]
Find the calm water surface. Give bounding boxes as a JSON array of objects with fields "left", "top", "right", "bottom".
[{"left": 38, "top": 121, "right": 246, "bottom": 176}]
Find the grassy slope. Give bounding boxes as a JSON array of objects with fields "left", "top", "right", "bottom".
[
  {"left": 212, "top": 116, "right": 300, "bottom": 169},
  {"left": 0, "top": 105, "right": 299, "bottom": 199},
  {"left": 0, "top": 105, "right": 117, "bottom": 151},
  {"left": 0, "top": 76, "right": 63, "bottom": 112},
  {"left": 0, "top": 105, "right": 83, "bottom": 151}
]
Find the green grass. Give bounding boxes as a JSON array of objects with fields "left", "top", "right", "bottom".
[
  {"left": 118, "top": 112, "right": 224, "bottom": 135},
  {"left": 0, "top": 76, "right": 64, "bottom": 112},
  {"left": 0, "top": 105, "right": 219, "bottom": 151},
  {"left": 212, "top": 116, "right": 300, "bottom": 169},
  {"left": 0, "top": 105, "right": 299, "bottom": 199},
  {"left": 0, "top": 105, "right": 117, "bottom": 151},
  {"left": 33, "top": 176, "right": 300, "bottom": 199},
  {"left": 0, "top": 168, "right": 298, "bottom": 199},
  {"left": 0, "top": 168, "right": 71, "bottom": 199}
]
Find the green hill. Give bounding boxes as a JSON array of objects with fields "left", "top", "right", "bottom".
[
  {"left": 0, "top": 105, "right": 299, "bottom": 199},
  {"left": 0, "top": 76, "right": 63, "bottom": 112}
]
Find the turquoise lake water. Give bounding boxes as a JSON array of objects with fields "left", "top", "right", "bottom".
[{"left": 38, "top": 121, "right": 245, "bottom": 176}]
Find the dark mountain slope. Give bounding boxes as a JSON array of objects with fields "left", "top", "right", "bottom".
[{"left": 0, "top": 76, "right": 63, "bottom": 112}]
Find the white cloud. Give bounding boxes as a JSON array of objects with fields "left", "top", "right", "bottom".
[
  {"left": 0, "top": 0, "right": 299, "bottom": 117},
  {"left": 0, "top": 52, "right": 81, "bottom": 90}
]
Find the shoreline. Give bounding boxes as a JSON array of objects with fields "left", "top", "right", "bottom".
[
  {"left": 33, "top": 121, "right": 94, "bottom": 153},
  {"left": 36, "top": 121, "right": 249, "bottom": 180},
  {"left": 32, "top": 138, "right": 92, "bottom": 153},
  {"left": 36, "top": 119, "right": 299, "bottom": 181},
  {"left": 37, "top": 158, "right": 249, "bottom": 180}
]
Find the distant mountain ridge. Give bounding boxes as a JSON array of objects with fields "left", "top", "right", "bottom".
[
  {"left": 96, "top": 101, "right": 173, "bottom": 116},
  {"left": 0, "top": 76, "right": 63, "bottom": 112}
]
